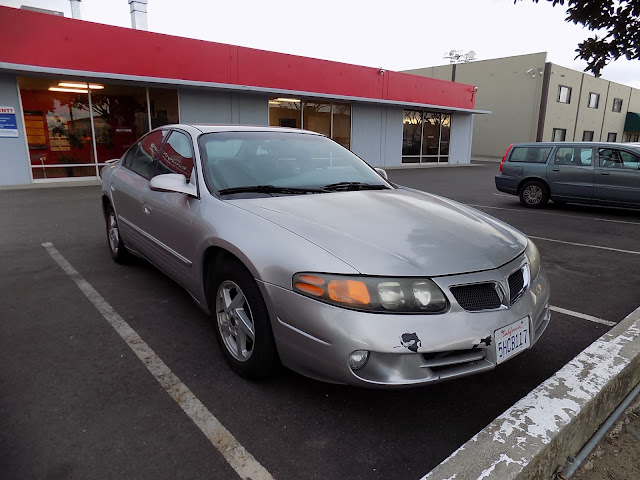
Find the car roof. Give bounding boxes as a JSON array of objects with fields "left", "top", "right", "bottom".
[{"left": 156, "top": 124, "right": 325, "bottom": 136}]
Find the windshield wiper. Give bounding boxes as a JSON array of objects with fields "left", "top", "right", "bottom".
[
  {"left": 217, "top": 185, "right": 323, "bottom": 195},
  {"left": 321, "top": 181, "right": 390, "bottom": 192}
]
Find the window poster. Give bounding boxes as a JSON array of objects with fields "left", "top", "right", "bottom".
[{"left": 0, "top": 106, "right": 19, "bottom": 138}]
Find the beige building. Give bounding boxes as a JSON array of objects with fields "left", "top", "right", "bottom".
[{"left": 405, "top": 53, "right": 640, "bottom": 159}]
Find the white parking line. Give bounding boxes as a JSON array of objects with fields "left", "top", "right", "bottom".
[
  {"left": 470, "top": 204, "right": 640, "bottom": 226},
  {"left": 529, "top": 235, "right": 640, "bottom": 256},
  {"left": 42, "top": 242, "right": 274, "bottom": 480},
  {"left": 550, "top": 305, "right": 616, "bottom": 327}
]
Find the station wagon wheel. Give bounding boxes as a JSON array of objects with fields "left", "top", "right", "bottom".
[
  {"left": 105, "top": 204, "right": 129, "bottom": 263},
  {"left": 210, "top": 260, "right": 279, "bottom": 378},
  {"left": 519, "top": 181, "right": 549, "bottom": 208}
]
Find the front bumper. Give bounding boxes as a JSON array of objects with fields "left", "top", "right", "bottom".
[{"left": 262, "top": 255, "right": 551, "bottom": 388}]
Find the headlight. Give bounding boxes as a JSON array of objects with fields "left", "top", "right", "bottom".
[
  {"left": 525, "top": 240, "right": 541, "bottom": 281},
  {"left": 292, "top": 273, "right": 448, "bottom": 314}
]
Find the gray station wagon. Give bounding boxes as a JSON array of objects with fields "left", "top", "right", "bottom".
[{"left": 495, "top": 142, "right": 640, "bottom": 208}]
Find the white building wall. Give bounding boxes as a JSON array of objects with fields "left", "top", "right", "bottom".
[
  {"left": 351, "top": 104, "right": 403, "bottom": 167},
  {"left": 573, "top": 74, "right": 608, "bottom": 141},
  {"left": 449, "top": 113, "right": 473, "bottom": 164},
  {"left": 178, "top": 89, "right": 268, "bottom": 125},
  {"left": 600, "top": 83, "right": 632, "bottom": 142},
  {"left": 0, "top": 74, "right": 30, "bottom": 186},
  {"left": 542, "top": 64, "right": 583, "bottom": 142}
]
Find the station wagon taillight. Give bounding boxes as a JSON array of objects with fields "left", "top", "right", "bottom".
[{"left": 500, "top": 144, "right": 513, "bottom": 172}]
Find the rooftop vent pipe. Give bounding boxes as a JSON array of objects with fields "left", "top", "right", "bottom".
[
  {"left": 69, "top": 0, "right": 81, "bottom": 19},
  {"left": 128, "top": 0, "right": 148, "bottom": 30}
]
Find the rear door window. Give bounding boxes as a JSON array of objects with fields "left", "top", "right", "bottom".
[
  {"left": 553, "top": 147, "right": 593, "bottom": 166},
  {"left": 509, "top": 146, "right": 553, "bottom": 164}
]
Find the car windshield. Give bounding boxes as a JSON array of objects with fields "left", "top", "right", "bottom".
[{"left": 198, "top": 131, "right": 389, "bottom": 194}]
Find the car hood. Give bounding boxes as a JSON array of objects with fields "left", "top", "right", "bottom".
[{"left": 228, "top": 188, "right": 527, "bottom": 276}]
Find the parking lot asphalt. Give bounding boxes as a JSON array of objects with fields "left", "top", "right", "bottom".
[{"left": 2, "top": 161, "right": 639, "bottom": 480}]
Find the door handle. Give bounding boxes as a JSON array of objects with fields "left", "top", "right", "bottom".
[
  {"left": 600, "top": 172, "right": 610, "bottom": 176},
  {"left": 551, "top": 168, "right": 560, "bottom": 172},
  {"left": 143, "top": 203, "right": 152, "bottom": 215}
]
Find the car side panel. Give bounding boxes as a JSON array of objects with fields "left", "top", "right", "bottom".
[{"left": 546, "top": 163, "right": 594, "bottom": 200}]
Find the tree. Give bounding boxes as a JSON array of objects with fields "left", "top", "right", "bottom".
[{"left": 517, "top": 0, "right": 640, "bottom": 76}]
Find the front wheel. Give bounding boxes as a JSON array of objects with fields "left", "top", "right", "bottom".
[
  {"left": 210, "top": 260, "right": 279, "bottom": 379},
  {"left": 519, "top": 181, "right": 549, "bottom": 208}
]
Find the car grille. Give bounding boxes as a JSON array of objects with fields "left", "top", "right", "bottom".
[
  {"left": 508, "top": 268, "right": 526, "bottom": 305},
  {"left": 450, "top": 283, "right": 501, "bottom": 311}
]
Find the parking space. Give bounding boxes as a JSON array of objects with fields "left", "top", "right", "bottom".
[{"left": 2, "top": 162, "right": 639, "bottom": 480}]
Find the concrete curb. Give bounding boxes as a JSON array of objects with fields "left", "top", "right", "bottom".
[{"left": 421, "top": 304, "right": 640, "bottom": 480}]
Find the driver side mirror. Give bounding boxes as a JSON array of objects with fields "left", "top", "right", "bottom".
[
  {"left": 150, "top": 173, "right": 197, "bottom": 197},
  {"left": 375, "top": 168, "right": 388, "bottom": 180}
]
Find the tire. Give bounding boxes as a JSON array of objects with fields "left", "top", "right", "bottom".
[
  {"left": 209, "top": 260, "right": 279, "bottom": 379},
  {"left": 105, "top": 204, "right": 130, "bottom": 263},
  {"left": 519, "top": 181, "right": 549, "bottom": 208}
]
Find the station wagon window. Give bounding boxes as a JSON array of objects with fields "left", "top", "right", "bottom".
[
  {"left": 598, "top": 148, "right": 640, "bottom": 169},
  {"left": 156, "top": 130, "right": 194, "bottom": 180},
  {"left": 509, "top": 146, "right": 552, "bottom": 163},
  {"left": 619, "top": 150, "right": 640, "bottom": 170},
  {"left": 123, "top": 130, "right": 166, "bottom": 180},
  {"left": 587, "top": 93, "right": 599, "bottom": 109},
  {"left": 612, "top": 98, "right": 623, "bottom": 113},
  {"left": 552, "top": 128, "right": 566, "bottom": 142},
  {"left": 557, "top": 86, "right": 571, "bottom": 104},
  {"left": 554, "top": 147, "right": 592, "bottom": 166},
  {"left": 607, "top": 132, "right": 617, "bottom": 142}
]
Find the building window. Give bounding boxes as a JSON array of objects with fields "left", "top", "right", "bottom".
[
  {"left": 587, "top": 93, "right": 599, "bottom": 109},
  {"left": 607, "top": 132, "right": 617, "bottom": 142},
  {"left": 633, "top": 134, "right": 640, "bottom": 142},
  {"left": 18, "top": 77, "right": 178, "bottom": 180},
  {"left": 582, "top": 131, "right": 594, "bottom": 141},
  {"left": 149, "top": 88, "right": 179, "bottom": 129},
  {"left": 612, "top": 98, "right": 623, "bottom": 112},
  {"left": 401, "top": 110, "right": 451, "bottom": 163},
  {"left": 557, "top": 86, "right": 572, "bottom": 104},
  {"left": 624, "top": 134, "right": 632, "bottom": 142},
  {"left": 552, "top": 128, "right": 566, "bottom": 142},
  {"left": 268, "top": 98, "right": 351, "bottom": 149}
]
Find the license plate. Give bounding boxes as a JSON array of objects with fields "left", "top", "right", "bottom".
[{"left": 495, "top": 317, "right": 530, "bottom": 364}]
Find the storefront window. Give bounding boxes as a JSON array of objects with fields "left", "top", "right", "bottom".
[
  {"left": 90, "top": 84, "right": 149, "bottom": 164},
  {"left": 269, "top": 98, "right": 302, "bottom": 128},
  {"left": 332, "top": 103, "right": 351, "bottom": 149},
  {"left": 269, "top": 98, "right": 351, "bottom": 149},
  {"left": 20, "top": 77, "right": 97, "bottom": 179},
  {"left": 19, "top": 77, "right": 179, "bottom": 181},
  {"left": 149, "top": 88, "right": 179, "bottom": 129},
  {"left": 303, "top": 102, "right": 331, "bottom": 137},
  {"left": 402, "top": 110, "right": 422, "bottom": 162},
  {"left": 402, "top": 109, "right": 451, "bottom": 164}
]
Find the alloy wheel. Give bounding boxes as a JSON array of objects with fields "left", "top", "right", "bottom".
[
  {"left": 523, "top": 185, "right": 543, "bottom": 205},
  {"left": 215, "top": 280, "right": 256, "bottom": 362},
  {"left": 108, "top": 211, "right": 120, "bottom": 254}
]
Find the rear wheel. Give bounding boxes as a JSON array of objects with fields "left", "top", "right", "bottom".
[
  {"left": 210, "top": 260, "right": 279, "bottom": 379},
  {"left": 106, "top": 204, "right": 130, "bottom": 263},
  {"left": 519, "top": 181, "right": 549, "bottom": 208}
]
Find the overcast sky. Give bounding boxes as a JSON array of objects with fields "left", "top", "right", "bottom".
[{"left": 2, "top": 0, "right": 639, "bottom": 89}]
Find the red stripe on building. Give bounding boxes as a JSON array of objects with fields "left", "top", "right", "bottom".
[{"left": 0, "top": 6, "right": 476, "bottom": 109}]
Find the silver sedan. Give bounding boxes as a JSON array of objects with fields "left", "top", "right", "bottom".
[{"left": 101, "top": 125, "right": 550, "bottom": 388}]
